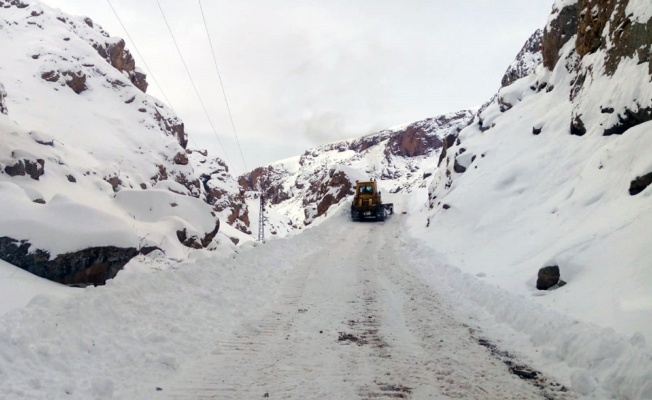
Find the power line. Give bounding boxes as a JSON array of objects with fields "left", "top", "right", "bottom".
[
  {"left": 104, "top": 0, "right": 174, "bottom": 109},
  {"left": 155, "top": 0, "right": 232, "bottom": 164},
  {"left": 198, "top": 0, "right": 248, "bottom": 172}
]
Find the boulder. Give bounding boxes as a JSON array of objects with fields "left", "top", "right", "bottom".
[
  {"left": 0, "top": 237, "right": 143, "bottom": 286},
  {"left": 4, "top": 158, "right": 45, "bottom": 180},
  {"left": 537, "top": 265, "right": 560, "bottom": 290},
  {"left": 629, "top": 171, "right": 652, "bottom": 196}
]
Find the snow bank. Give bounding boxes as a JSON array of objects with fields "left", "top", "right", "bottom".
[
  {"left": 0, "top": 220, "right": 326, "bottom": 399},
  {"left": 403, "top": 231, "right": 652, "bottom": 399}
]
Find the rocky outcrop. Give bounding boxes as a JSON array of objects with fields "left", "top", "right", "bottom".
[
  {"left": 537, "top": 265, "right": 563, "bottom": 290},
  {"left": 176, "top": 219, "right": 220, "bottom": 249},
  {"left": 0, "top": 237, "right": 147, "bottom": 286},
  {"left": 93, "top": 38, "right": 148, "bottom": 93},
  {"left": 154, "top": 108, "right": 188, "bottom": 149},
  {"left": 629, "top": 171, "right": 652, "bottom": 196},
  {"left": 4, "top": 158, "right": 45, "bottom": 180},
  {"left": 542, "top": 2, "right": 579, "bottom": 70},
  {"left": 239, "top": 165, "right": 292, "bottom": 206},
  {"left": 543, "top": 1, "right": 652, "bottom": 136},
  {"left": 502, "top": 29, "right": 544, "bottom": 87},
  {"left": 0, "top": 83, "right": 7, "bottom": 115},
  {"left": 303, "top": 169, "right": 354, "bottom": 224},
  {"left": 385, "top": 124, "right": 444, "bottom": 158}
]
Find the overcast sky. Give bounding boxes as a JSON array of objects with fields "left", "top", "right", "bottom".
[{"left": 40, "top": 0, "right": 553, "bottom": 175}]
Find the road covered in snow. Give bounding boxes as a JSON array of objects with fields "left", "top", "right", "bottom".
[
  {"left": 161, "top": 210, "right": 563, "bottom": 399},
  {"left": 1, "top": 204, "right": 650, "bottom": 399}
]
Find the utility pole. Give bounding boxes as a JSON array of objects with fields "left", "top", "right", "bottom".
[{"left": 258, "top": 192, "right": 265, "bottom": 242}]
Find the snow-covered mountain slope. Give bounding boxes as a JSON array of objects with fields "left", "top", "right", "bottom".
[
  {"left": 235, "top": 110, "right": 473, "bottom": 233},
  {"left": 0, "top": 0, "right": 247, "bottom": 284},
  {"left": 423, "top": 0, "right": 652, "bottom": 340}
]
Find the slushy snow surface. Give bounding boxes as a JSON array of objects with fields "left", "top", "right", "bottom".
[{"left": 1, "top": 202, "right": 651, "bottom": 399}]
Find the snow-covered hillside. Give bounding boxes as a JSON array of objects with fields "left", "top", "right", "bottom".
[
  {"left": 236, "top": 110, "right": 473, "bottom": 232},
  {"left": 0, "top": 0, "right": 246, "bottom": 285},
  {"left": 424, "top": 0, "right": 652, "bottom": 341},
  {"left": 228, "top": 0, "right": 652, "bottom": 360}
]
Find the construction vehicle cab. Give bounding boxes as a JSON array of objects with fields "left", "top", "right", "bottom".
[{"left": 351, "top": 180, "right": 394, "bottom": 221}]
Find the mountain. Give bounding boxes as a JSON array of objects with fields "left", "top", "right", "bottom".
[
  {"left": 0, "top": 0, "right": 248, "bottom": 285},
  {"left": 235, "top": 110, "right": 473, "bottom": 232},
  {"left": 424, "top": 0, "right": 652, "bottom": 337},
  {"left": 224, "top": 0, "right": 652, "bottom": 344}
]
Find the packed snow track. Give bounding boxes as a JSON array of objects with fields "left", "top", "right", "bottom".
[{"left": 160, "top": 211, "right": 560, "bottom": 399}]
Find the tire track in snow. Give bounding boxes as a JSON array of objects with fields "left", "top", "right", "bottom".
[{"left": 160, "top": 210, "right": 569, "bottom": 399}]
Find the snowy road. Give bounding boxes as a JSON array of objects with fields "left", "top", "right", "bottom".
[{"left": 160, "top": 212, "right": 559, "bottom": 399}]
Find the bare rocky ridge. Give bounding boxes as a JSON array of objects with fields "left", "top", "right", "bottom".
[{"left": 502, "top": 29, "right": 544, "bottom": 88}]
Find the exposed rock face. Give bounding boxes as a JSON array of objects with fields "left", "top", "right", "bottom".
[
  {"left": 385, "top": 122, "right": 444, "bottom": 158},
  {"left": 542, "top": 2, "right": 579, "bottom": 70},
  {"left": 502, "top": 29, "right": 544, "bottom": 87},
  {"left": 93, "top": 38, "right": 148, "bottom": 93},
  {"left": 4, "top": 158, "right": 45, "bottom": 180},
  {"left": 0, "top": 237, "right": 142, "bottom": 286},
  {"left": 541, "top": 0, "right": 652, "bottom": 136},
  {"left": 629, "top": 171, "right": 652, "bottom": 195},
  {"left": 64, "top": 70, "right": 87, "bottom": 94},
  {"left": 176, "top": 219, "right": 219, "bottom": 249},
  {"left": 537, "top": 265, "right": 561, "bottom": 290},
  {"left": 193, "top": 154, "right": 251, "bottom": 234},
  {"left": 239, "top": 165, "right": 292, "bottom": 206},
  {"left": 303, "top": 169, "right": 354, "bottom": 224},
  {"left": 0, "top": 83, "right": 7, "bottom": 115}
]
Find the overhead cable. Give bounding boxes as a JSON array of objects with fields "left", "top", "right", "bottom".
[
  {"left": 104, "top": 0, "right": 174, "bottom": 109},
  {"left": 155, "top": 0, "right": 232, "bottom": 164},
  {"left": 198, "top": 0, "right": 248, "bottom": 171}
]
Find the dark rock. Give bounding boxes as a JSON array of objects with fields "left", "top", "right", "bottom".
[
  {"left": 537, "top": 265, "right": 560, "bottom": 290},
  {"left": 4, "top": 158, "right": 45, "bottom": 180},
  {"left": 385, "top": 124, "right": 443, "bottom": 158},
  {"left": 201, "top": 219, "right": 220, "bottom": 248},
  {"left": 542, "top": 2, "right": 578, "bottom": 70},
  {"left": 66, "top": 174, "right": 77, "bottom": 183},
  {"left": 153, "top": 109, "right": 187, "bottom": 149},
  {"left": 94, "top": 39, "right": 149, "bottom": 93},
  {"left": 104, "top": 175, "right": 122, "bottom": 192},
  {"left": 453, "top": 158, "right": 466, "bottom": 173},
  {"left": 176, "top": 229, "right": 202, "bottom": 249},
  {"left": 502, "top": 29, "right": 543, "bottom": 87},
  {"left": 63, "top": 70, "right": 87, "bottom": 94},
  {"left": 0, "top": 83, "right": 7, "bottom": 115},
  {"left": 442, "top": 204, "right": 451, "bottom": 210},
  {"left": 32, "top": 198, "right": 45, "bottom": 204},
  {"left": 570, "top": 115, "right": 587, "bottom": 136},
  {"left": 229, "top": 237, "right": 240, "bottom": 245},
  {"left": 532, "top": 126, "right": 542, "bottom": 135},
  {"left": 173, "top": 152, "right": 189, "bottom": 165},
  {"left": 629, "top": 171, "right": 652, "bottom": 196},
  {"left": 0, "top": 237, "right": 140, "bottom": 285},
  {"left": 41, "top": 70, "right": 60, "bottom": 82},
  {"left": 604, "top": 106, "right": 652, "bottom": 136}
]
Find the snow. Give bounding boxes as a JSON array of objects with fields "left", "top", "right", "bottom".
[
  {"left": 1, "top": 0, "right": 651, "bottom": 398},
  {"left": 0, "top": 259, "right": 75, "bottom": 315},
  {"left": 627, "top": 0, "right": 652, "bottom": 24}
]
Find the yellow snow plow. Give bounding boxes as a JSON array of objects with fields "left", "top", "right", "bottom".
[{"left": 350, "top": 180, "right": 394, "bottom": 221}]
